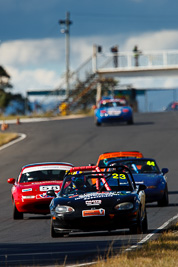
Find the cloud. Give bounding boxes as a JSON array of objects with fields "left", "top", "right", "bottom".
[
  {"left": 0, "top": 39, "right": 65, "bottom": 67},
  {"left": 6, "top": 66, "right": 61, "bottom": 96},
  {"left": 123, "top": 30, "right": 178, "bottom": 51}
]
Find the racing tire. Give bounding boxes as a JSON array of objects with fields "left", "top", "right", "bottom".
[
  {"left": 95, "top": 117, "right": 101, "bottom": 126},
  {"left": 142, "top": 209, "right": 148, "bottom": 234},
  {"left": 129, "top": 210, "right": 143, "bottom": 234},
  {"left": 51, "top": 219, "right": 63, "bottom": 238},
  {"left": 13, "top": 203, "right": 23, "bottom": 220},
  {"left": 158, "top": 186, "right": 169, "bottom": 207},
  {"left": 127, "top": 117, "right": 134, "bottom": 125}
]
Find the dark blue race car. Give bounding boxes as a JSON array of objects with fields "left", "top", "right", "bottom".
[
  {"left": 47, "top": 165, "right": 147, "bottom": 237},
  {"left": 94, "top": 98, "right": 133, "bottom": 126},
  {"left": 107, "top": 158, "right": 169, "bottom": 206}
]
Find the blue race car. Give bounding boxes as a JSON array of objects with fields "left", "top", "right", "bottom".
[
  {"left": 94, "top": 98, "right": 133, "bottom": 126},
  {"left": 107, "top": 158, "right": 169, "bottom": 206}
]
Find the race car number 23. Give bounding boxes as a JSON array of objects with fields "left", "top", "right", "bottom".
[{"left": 112, "top": 173, "right": 126, "bottom": 179}]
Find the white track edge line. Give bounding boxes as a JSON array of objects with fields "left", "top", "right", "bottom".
[
  {"left": 66, "top": 214, "right": 178, "bottom": 267},
  {"left": 0, "top": 133, "right": 26, "bottom": 151},
  {"left": 125, "top": 213, "right": 178, "bottom": 251}
]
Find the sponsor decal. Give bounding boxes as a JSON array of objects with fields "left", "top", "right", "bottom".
[
  {"left": 85, "top": 200, "right": 102, "bottom": 206},
  {"left": 36, "top": 193, "right": 52, "bottom": 199},
  {"left": 22, "top": 188, "right": 32, "bottom": 192},
  {"left": 39, "top": 185, "right": 60, "bottom": 191},
  {"left": 75, "top": 192, "right": 121, "bottom": 200},
  {"left": 82, "top": 208, "right": 105, "bottom": 217}
]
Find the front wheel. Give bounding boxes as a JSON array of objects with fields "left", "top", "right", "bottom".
[
  {"left": 94, "top": 117, "right": 101, "bottom": 126},
  {"left": 51, "top": 219, "right": 63, "bottom": 238},
  {"left": 127, "top": 117, "right": 134, "bottom": 125},
  {"left": 13, "top": 202, "right": 23, "bottom": 220},
  {"left": 142, "top": 209, "right": 148, "bottom": 233},
  {"left": 158, "top": 186, "right": 169, "bottom": 206},
  {"left": 130, "top": 210, "right": 142, "bottom": 234}
]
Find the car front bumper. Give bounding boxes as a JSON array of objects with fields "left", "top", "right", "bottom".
[{"left": 51, "top": 209, "right": 139, "bottom": 233}]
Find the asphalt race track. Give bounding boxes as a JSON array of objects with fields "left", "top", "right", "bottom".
[{"left": 0, "top": 112, "right": 178, "bottom": 266}]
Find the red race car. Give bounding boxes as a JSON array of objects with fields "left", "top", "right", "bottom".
[{"left": 7, "top": 162, "right": 74, "bottom": 219}]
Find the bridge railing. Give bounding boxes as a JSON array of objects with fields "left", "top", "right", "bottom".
[{"left": 96, "top": 50, "right": 178, "bottom": 69}]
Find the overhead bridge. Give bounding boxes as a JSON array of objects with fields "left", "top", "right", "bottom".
[
  {"left": 95, "top": 49, "right": 178, "bottom": 78},
  {"left": 28, "top": 49, "right": 178, "bottom": 113}
]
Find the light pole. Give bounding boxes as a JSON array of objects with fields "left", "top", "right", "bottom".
[{"left": 59, "top": 12, "right": 72, "bottom": 98}]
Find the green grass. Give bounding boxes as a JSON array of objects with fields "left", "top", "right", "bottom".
[
  {"left": 0, "top": 108, "right": 94, "bottom": 121},
  {"left": 0, "top": 132, "right": 18, "bottom": 146},
  {"left": 92, "top": 224, "right": 178, "bottom": 267}
]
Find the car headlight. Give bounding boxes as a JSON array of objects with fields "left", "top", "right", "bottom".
[
  {"left": 114, "top": 202, "right": 133, "bottom": 210},
  {"left": 55, "top": 205, "right": 75, "bottom": 214}
]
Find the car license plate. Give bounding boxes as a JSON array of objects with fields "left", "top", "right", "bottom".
[{"left": 108, "top": 110, "right": 121, "bottom": 115}]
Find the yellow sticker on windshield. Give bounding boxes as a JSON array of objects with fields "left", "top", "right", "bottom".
[
  {"left": 147, "top": 161, "right": 155, "bottom": 166},
  {"left": 119, "top": 173, "right": 126, "bottom": 179},
  {"left": 112, "top": 173, "right": 126, "bottom": 179},
  {"left": 112, "top": 173, "right": 119, "bottom": 179}
]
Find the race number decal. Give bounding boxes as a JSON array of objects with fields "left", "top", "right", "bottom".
[
  {"left": 112, "top": 173, "right": 126, "bottom": 179},
  {"left": 119, "top": 174, "right": 126, "bottom": 179},
  {"left": 147, "top": 161, "right": 155, "bottom": 166},
  {"left": 39, "top": 185, "right": 60, "bottom": 191},
  {"left": 112, "top": 173, "right": 119, "bottom": 179}
]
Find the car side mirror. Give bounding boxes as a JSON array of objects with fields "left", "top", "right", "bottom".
[
  {"left": 7, "top": 178, "right": 16, "bottom": 185},
  {"left": 162, "top": 168, "right": 169, "bottom": 175},
  {"left": 92, "top": 105, "right": 97, "bottom": 110},
  {"left": 47, "top": 189, "right": 56, "bottom": 198}
]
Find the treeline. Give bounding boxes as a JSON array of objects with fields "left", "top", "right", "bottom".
[{"left": 0, "top": 66, "right": 27, "bottom": 115}]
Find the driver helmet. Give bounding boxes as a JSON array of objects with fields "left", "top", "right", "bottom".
[{"left": 72, "top": 175, "right": 85, "bottom": 189}]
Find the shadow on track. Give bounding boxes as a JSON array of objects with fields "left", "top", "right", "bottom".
[
  {"left": 25, "top": 215, "right": 51, "bottom": 220},
  {"left": 0, "top": 236, "right": 137, "bottom": 267},
  {"left": 100, "top": 121, "right": 154, "bottom": 127},
  {"left": 168, "top": 191, "right": 178, "bottom": 195}
]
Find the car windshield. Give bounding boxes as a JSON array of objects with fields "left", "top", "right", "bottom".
[
  {"left": 107, "top": 159, "right": 160, "bottom": 174},
  {"left": 20, "top": 169, "right": 66, "bottom": 183},
  {"left": 60, "top": 169, "right": 134, "bottom": 197},
  {"left": 100, "top": 101, "right": 126, "bottom": 108},
  {"left": 99, "top": 157, "right": 139, "bottom": 168}
]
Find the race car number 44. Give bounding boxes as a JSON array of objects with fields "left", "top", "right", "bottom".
[{"left": 40, "top": 185, "right": 60, "bottom": 191}]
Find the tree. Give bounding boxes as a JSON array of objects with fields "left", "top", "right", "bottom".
[
  {"left": 0, "top": 66, "right": 13, "bottom": 113},
  {"left": 0, "top": 66, "right": 28, "bottom": 115}
]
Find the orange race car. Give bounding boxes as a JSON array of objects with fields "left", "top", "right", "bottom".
[{"left": 96, "top": 151, "right": 143, "bottom": 168}]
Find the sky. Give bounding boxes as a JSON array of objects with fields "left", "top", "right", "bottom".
[{"left": 1, "top": 0, "right": 178, "bottom": 112}]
